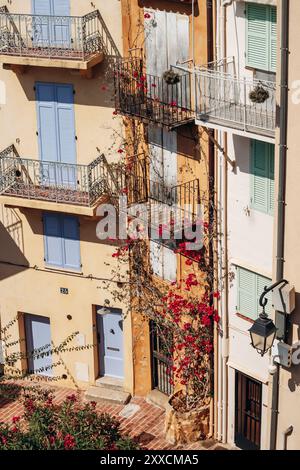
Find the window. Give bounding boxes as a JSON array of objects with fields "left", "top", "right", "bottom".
[
  {"left": 246, "top": 3, "right": 277, "bottom": 72},
  {"left": 236, "top": 266, "right": 272, "bottom": 321},
  {"left": 43, "top": 212, "right": 81, "bottom": 270},
  {"left": 250, "top": 140, "right": 275, "bottom": 215},
  {"left": 150, "top": 240, "right": 177, "bottom": 282}
]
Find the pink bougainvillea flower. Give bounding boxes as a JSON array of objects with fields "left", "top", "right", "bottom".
[
  {"left": 12, "top": 416, "right": 20, "bottom": 424},
  {"left": 66, "top": 394, "right": 77, "bottom": 402},
  {"left": 118, "top": 149, "right": 124, "bottom": 154},
  {"left": 64, "top": 434, "right": 76, "bottom": 450},
  {"left": 144, "top": 12, "right": 151, "bottom": 19}
]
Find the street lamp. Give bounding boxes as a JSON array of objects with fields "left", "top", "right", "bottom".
[
  {"left": 249, "top": 280, "right": 288, "bottom": 357},
  {"left": 249, "top": 310, "right": 277, "bottom": 357}
]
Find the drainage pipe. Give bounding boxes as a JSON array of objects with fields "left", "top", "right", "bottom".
[{"left": 270, "top": 0, "right": 290, "bottom": 451}]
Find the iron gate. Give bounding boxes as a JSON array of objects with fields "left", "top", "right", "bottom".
[{"left": 150, "top": 321, "right": 174, "bottom": 396}]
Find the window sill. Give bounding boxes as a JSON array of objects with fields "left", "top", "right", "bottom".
[
  {"left": 236, "top": 312, "right": 255, "bottom": 324},
  {"left": 44, "top": 265, "right": 83, "bottom": 275}
]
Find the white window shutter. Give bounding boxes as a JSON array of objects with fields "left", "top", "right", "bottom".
[
  {"left": 150, "top": 240, "right": 163, "bottom": 278},
  {"left": 163, "top": 246, "right": 177, "bottom": 282}
]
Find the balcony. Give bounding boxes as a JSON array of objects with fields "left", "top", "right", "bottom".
[
  {"left": 0, "top": 7, "right": 104, "bottom": 75},
  {"left": 114, "top": 58, "right": 193, "bottom": 129},
  {"left": 0, "top": 145, "right": 129, "bottom": 216},
  {"left": 195, "top": 58, "right": 276, "bottom": 140},
  {"left": 127, "top": 178, "right": 201, "bottom": 252}
]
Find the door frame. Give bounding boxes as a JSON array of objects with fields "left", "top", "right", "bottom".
[
  {"left": 235, "top": 370, "right": 262, "bottom": 450},
  {"left": 96, "top": 307, "right": 124, "bottom": 380}
]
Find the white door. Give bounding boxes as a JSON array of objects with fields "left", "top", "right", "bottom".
[{"left": 97, "top": 307, "right": 124, "bottom": 379}]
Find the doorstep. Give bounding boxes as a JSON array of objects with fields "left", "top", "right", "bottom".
[
  {"left": 85, "top": 376, "right": 131, "bottom": 405},
  {"left": 146, "top": 389, "right": 170, "bottom": 410}
]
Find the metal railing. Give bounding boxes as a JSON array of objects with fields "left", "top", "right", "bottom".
[
  {"left": 149, "top": 178, "right": 200, "bottom": 211},
  {"left": 114, "top": 57, "right": 193, "bottom": 128},
  {"left": 0, "top": 145, "right": 125, "bottom": 207},
  {"left": 0, "top": 8, "right": 103, "bottom": 61},
  {"left": 195, "top": 57, "right": 276, "bottom": 137}
]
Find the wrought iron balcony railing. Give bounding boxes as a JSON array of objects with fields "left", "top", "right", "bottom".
[
  {"left": 195, "top": 57, "right": 276, "bottom": 138},
  {"left": 114, "top": 58, "right": 193, "bottom": 128},
  {"left": 0, "top": 8, "right": 103, "bottom": 62},
  {"left": 0, "top": 145, "right": 133, "bottom": 208}
]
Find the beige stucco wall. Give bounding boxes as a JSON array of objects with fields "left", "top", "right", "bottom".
[
  {"left": 0, "top": 1, "right": 134, "bottom": 392},
  {"left": 273, "top": 0, "right": 300, "bottom": 450}
]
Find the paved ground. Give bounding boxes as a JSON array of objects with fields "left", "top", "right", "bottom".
[{"left": 0, "top": 382, "right": 230, "bottom": 451}]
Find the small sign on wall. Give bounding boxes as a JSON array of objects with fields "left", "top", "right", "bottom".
[
  {"left": 75, "top": 362, "right": 89, "bottom": 382},
  {"left": 60, "top": 288, "right": 69, "bottom": 295}
]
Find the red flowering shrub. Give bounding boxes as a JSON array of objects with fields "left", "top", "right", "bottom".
[{"left": 0, "top": 389, "right": 139, "bottom": 450}]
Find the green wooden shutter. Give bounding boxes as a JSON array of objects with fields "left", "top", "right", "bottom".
[
  {"left": 268, "top": 145, "right": 275, "bottom": 214},
  {"left": 251, "top": 140, "right": 268, "bottom": 213},
  {"left": 246, "top": 3, "right": 277, "bottom": 72},
  {"left": 270, "top": 6, "right": 277, "bottom": 72},
  {"left": 246, "top": 3, "right": 269, "bottom": 70},
  {"left": 237, "top": 267, "right": 272, "bottom": 320},
  {"left": 256, "top": 273, "right": 272, "bottom": 316},
  {"left": 237, "top": 267, "right": 256, "bottom": 320}
]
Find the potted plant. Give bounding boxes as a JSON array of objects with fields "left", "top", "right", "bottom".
[
  {"left": 249, "top": 84, "right": 270, "bottom": 104},
  {"left": 165, "top": 389, "right": 211, "bottom": 445},
  {"left": 163, "top": 69, "right": 181, "bottom": 86}
]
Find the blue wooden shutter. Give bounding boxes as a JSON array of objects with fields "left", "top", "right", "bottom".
[
  {"left": 62, "top": 215, "right": 81, "bottom": 270},
  {"left": 246, "top": 3, "right": 269, "bottom": 71},
  {"left": 25, "top": 314, "right": 52, "bottom": 376},
  {"left": 251, "top": 140, "right": 268, "bottom": 213},
  {"left": 32, "top": 0, "right": 52, "bottom": 46},
  {"left": 55, "top": 84, "right": 76, "bottom": 186},
  {"left": 43, "top": 212, "right": 63, "bottom": 267},
  {"left": 36, "top": 83, "right": 58, "bottom": 163},
  {"left": 237, "top": 267, "right": 256, "bottom": 320},
  {"left": 55, "top": 84, "right": 76, "bottom": 165},
  {"left": 51, "top": 0, "right": 70, "bottom": 47}
]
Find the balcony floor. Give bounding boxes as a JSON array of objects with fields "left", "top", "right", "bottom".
[
  {"left": 0, "top": 48, "right": 104, "bottom": 70},
  {"left": 1, "top": 183, "right": 109, "bottom": 216},
  {"left": 118, "top": 100, "right": 194, "bottom": 129},
  {"left": 197, "top": 102, "right": 275, "bottom": 139}
]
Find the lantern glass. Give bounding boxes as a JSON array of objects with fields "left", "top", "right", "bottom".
[
  {"left": 249, "top": 312, "right": 277, "bottom": 356},
  {"left": 250, "top": 331, "right": 266, "bottom": 351}
]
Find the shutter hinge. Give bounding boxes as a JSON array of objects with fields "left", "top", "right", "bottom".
[
  {"left": 73, "top": 89, "right": 76, "bottom": 95},
  {"left": 75, "top": 136, "right": 78, "bottom": 140},
  {"left": 36, "top": 131, "right": 39, "bottom": 136},
  {"left": 33, "top": 86, "right": 36, "bottom": 91}
]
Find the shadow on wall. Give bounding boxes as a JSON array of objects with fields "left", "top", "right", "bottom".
[
  {"left": 0, "top": 213, "right": 29, "bottom": 281},
  {"left": 232, "top": 134, "right": 251, "bottom": 176},
  {"left": 10, "top": 60, "right": 116, "bottom": 109},
  {"left": 19, "top": 207, "right": 121, "bottom": 247},
  {"left": 287, "top": 292, "right": 300, "bottom": 392},
  {"left": 138, "top": 0, "right": 200, "bottom": 16}
]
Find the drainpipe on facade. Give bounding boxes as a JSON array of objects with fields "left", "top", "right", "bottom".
[
  {"left": 269, "top": 0, "right": 290, "bottom": 451},
  {"left": 215, "top": 0, "right": 229, "bottom": 444}
]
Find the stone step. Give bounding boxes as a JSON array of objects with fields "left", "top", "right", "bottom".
[
  {"left": 85, "top": 386, "right": 131, "bottom": 405},
  {"left": 95, "top": 376, "right": 124, "bottom": 391},
  {"left": 146, "top": 389, "right": 169, "bottom": 410}
]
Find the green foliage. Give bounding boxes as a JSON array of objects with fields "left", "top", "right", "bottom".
[{"left": 0, "top": 388, "right": 139, "bottom": 450}]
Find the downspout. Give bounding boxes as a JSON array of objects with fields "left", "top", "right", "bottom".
[
  {"left": 215, "top": 0, "right": 229, "bottom": 444},
  {"left": 270, "top": 0, "right": 290, "bottom": 451},
  {"left": 206, "top": 0, "right": 214, "bottom": 438}
]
